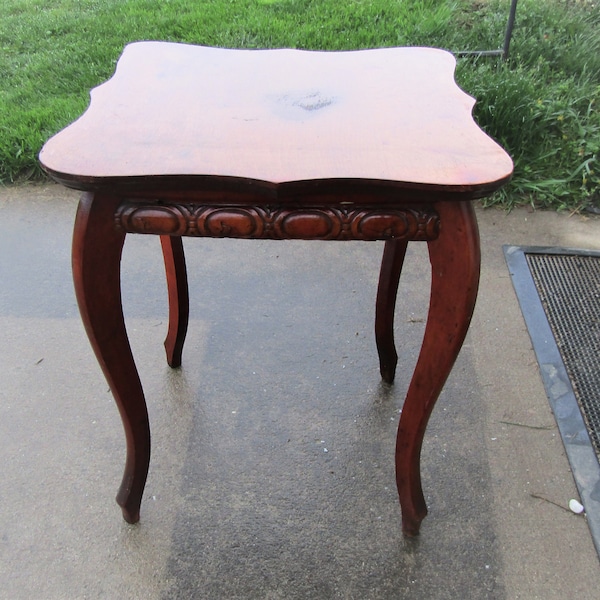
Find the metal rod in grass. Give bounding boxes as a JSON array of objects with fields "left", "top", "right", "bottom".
[{"left": 455, "top": 0, "right": 518, "bottom": 61}]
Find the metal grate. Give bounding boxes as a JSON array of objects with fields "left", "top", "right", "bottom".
[{"left": 527, "top": 253, "right": 600, "bottom": 460}]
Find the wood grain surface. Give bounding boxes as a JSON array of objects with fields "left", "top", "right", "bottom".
[{"left": 40, "top": 42, "right": 513, "bottom": 195}]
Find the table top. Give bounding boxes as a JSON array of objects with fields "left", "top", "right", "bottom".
[{"left": 40, "top": 41, "right": 513, "bottom": 198}]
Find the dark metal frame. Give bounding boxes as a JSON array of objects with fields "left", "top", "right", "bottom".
[
  {"left": 504, "top": 245, "right": 600, "bottom": 560},
  {"left": 456, "top": 0, "right": 519, "bottom": 60}
]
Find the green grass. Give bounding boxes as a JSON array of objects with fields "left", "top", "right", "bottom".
[{"left": 1, "top": 0, "right": 598, "bottom": 210}]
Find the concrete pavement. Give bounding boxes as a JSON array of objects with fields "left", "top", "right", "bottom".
[{"left": 0, "top": 183, "right": 599, "bottom": 599}]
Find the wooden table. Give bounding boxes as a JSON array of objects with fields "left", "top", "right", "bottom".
[{"left": 40, "top": 42, "right": 512, "bottom": 536}]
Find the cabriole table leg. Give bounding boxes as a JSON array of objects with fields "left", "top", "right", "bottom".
[
  {"left": 375, "top": 238, "right": 409, "bottom": 384},
  {"left": 395, "top": 201, "right": 480, "bottom": 535},
  {"left": 160, "top": 235, "right": 189, "bottom": 368},
  {"left": 72, "top": 192, "right": 150, "bottom": 523}
]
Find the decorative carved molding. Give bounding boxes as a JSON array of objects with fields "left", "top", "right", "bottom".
[{"left": 115, "top": 201, "right": 439, "bottom": 241}]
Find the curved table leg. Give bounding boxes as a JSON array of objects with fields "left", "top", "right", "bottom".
[
  {"left": 160, "top": 235, "right": 189, "bottom": 368},
  {"left": 72, "top": 192, "right": 150, "bottom": 524},
  {"left": 395, "top": 201, "right": 480, "bottom": 536},
  {"left": 375, "top": 239, "right": 409, "bottom": 384}
]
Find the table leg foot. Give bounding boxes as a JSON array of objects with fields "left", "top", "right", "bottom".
[
  {"left": 402, "top": 510, "right": 427, "bottom": 538},
  {"left": 72, "top": 192, "right": 151, "bottom": 523},
  {"left": 375, "top": 239, "right": 408, "bottom": 384},
  {"left": 395, "top": 201, "right": 480, "bottom": 535},
  {"left": 160, "top": 235, "right": 189, "bottom": 368},
  {"left": 120, "top": 503, "right": 141, "bottom": 524}
]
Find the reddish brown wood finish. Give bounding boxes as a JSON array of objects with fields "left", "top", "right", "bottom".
[
  {"left": 72, "top": 193, "right": 149, "bottom": 523},
  {"left": 116, "top": 201, "right": 441, "bottom": 241},
  {"left": 40, "top": 42, "right": 513, "bottom": 535},
  {"left": 160, "top": 235, "right": 189, "bottom": 368},
  {"left": 375, "top": 239, "right": 409, "bottom": 384},
  {"left": 39, "top": 42, "right": 513, "bottom": 195},
  {"left": 397, "top": 201, "right": 480, "bottom": 535}
]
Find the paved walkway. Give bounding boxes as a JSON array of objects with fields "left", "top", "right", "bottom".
[{"left": 1, "top": 183, "right": 599, "bottom": 598}]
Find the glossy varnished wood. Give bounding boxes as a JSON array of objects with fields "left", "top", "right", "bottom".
[
  {"left": 160, "top": 235, "right": 189, "bottom": 368},
  {"left": 397, "top": 201, "right": 481, "bottom": 535},
  {"left": 40, "top": 42, "right": 512, "bottom": 535},
  {"left": 375, "top": 239, "right": 409, "bottom": 384},
  {"left": 39, "top": 42, "right": 512, "bottom": 195},
  {"left": 72, "top": 193, "right": 149, "bottom": 523}
]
